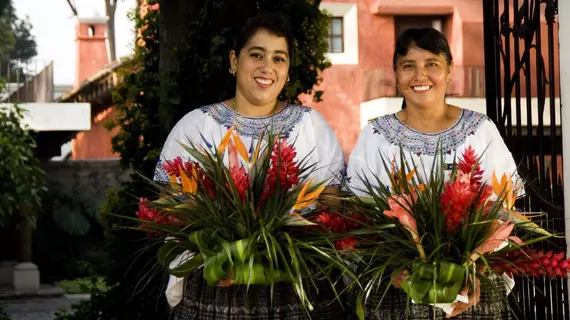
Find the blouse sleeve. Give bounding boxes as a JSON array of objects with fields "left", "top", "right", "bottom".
[
  {"left": 153, "top": 112, "right": 200, "bottom": 183},
  {"left": 481, "top": 119, "right": 526, "bottom": 198},
  {"left": 346, "top": 123, "right": 391, "bottom": 195},
  {"left": 308, "top": 110, "right": 345, "bottom": 187}
]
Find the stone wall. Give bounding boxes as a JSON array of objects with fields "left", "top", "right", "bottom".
[{"left": 43, "top": 159, "right": 130, "bottom": 202}]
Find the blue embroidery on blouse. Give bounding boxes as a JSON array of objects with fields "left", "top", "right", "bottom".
[
  {"left": 200, "top": 103, "right": 311, "bottom": 138},
  {"left": 153, "top": 159, "right": 170, "bottom": 183},
  {"left": 371, "top": 110, "right": 488, "bottom": 156}
]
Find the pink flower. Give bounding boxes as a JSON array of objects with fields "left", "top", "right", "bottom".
[
  {"left": 470, "top": 219, "right": 516, "bottom": 262},
  {"left": 384, "top": 193, "right": 418, "bottom": 235},
  {"left": 384, "top": 193, "right": 426, "bottom": 258}
]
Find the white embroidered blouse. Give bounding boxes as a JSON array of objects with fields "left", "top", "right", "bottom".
[
  {"left": 153, "top": 102, "right": 345, "bottom": 307},
  {"left": 346, "top": 109, "right": 524, "bottom": 195}
]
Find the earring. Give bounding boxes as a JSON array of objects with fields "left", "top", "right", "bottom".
[
  {"left": 396, "top": 84, "right": 400, "bottom": 90},
  {"left": 287, "top": 76, "right": 290, "bottom": 83},
  {"left": 229, "top": 68, "right": 236, "bottom": 76}
]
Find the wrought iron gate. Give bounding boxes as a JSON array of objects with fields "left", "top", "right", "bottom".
[{"left": 483, "top": 0, "right": 566, "bottom": 319}]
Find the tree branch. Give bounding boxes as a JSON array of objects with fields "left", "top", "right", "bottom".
[
  {"left": 105, "top": 0, "right": 118, "bottom": 61},
  {"left": 66, "top": 0, "right": 78, "bottom": 16}
]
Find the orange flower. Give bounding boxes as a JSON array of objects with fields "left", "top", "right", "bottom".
[{"left": 491, "top": 171, "right": 519, "bottom": 209}]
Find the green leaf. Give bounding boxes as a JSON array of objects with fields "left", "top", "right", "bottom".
[
  {"left": 281, "top": 213, "right": 317, "bottom": 226},
  {"left": 169, "top": 253, "right": 204, "bottom": 278}
]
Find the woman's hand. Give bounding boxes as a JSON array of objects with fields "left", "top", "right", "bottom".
[
  {"left": 217, "top": 271, "right": 235, "bottom": 287},
  {"left": 446, "top": 265, "right": 486, "bottom": 318}
]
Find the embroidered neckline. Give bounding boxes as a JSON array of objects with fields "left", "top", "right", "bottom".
[
  {"left": 394, "top": 109, "right": 465, "bottom": 136},
  {"left": 371, "top": 109, "right": 488, "bottom": 156},
  {"left": 219, "top": 101, "right": 288, "bottom": 119},
  {"left": 200, "top": 103, "right": 310, "bottom": 138}
]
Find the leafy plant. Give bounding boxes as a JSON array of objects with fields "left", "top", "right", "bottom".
[
  {"left": 0, "top": 304, "right": 9, "bottom": 320},
  {"left": 0, "top": 97, "right": 46, "bottom": 227},
  {"left": 32, "top": 182, "right": 107, "bottom": 283},
  {"left": 56, "top": 277, "right": 110, "bottom": 294}
]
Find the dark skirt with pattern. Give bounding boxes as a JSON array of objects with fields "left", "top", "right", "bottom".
[
  {"left": 362, "top": 275, "right": 512, "bottom": 320},
  {"left": 169, "top": 269, "right": 345, "bottom": 320}
]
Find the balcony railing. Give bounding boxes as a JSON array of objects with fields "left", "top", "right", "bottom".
[
  {"left": 0, "top": 58, "right": 54, "bottom": 103},
  {"left": 363, "top": 66, "right": 486, "bottom": 102}
]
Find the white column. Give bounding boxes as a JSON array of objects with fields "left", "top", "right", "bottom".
[{"left": 559, "top": 1, "right": 570, "bottom": 258}]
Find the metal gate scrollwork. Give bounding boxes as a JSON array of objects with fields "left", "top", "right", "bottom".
[{"left": 483, "top": 0, "right": 566, "bottom": 319}]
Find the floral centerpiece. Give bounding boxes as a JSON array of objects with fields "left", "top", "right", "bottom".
[
  {"left": 127, "top": 127, "right": 354, "bottom": 310},
  {"left": 343, "top": 146, "right": 561, "bottom": 317}
]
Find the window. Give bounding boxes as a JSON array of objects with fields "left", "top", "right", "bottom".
[
  {"left": 327, "top": 17, "right": 344, "bottom": 53},
  {"left": 88, "top": 26, "right": 95, "bottom": 37},
  {"left": 319, "top": 2, "right": 358, "bottom": 65},
  {"left": 394, "top": 16, "right": 447, "bottom": 38}
]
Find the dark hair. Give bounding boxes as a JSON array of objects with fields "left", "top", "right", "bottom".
[
  {"left": 234, "top": 11, "right": 295, "bottom": 59},
  {"left": 393, "top": 28, "right": 452, "bottom": 70}
]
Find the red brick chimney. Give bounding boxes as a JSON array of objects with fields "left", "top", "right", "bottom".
[{"left": 75, "top": 12, "right": 109, "bottom": 87}]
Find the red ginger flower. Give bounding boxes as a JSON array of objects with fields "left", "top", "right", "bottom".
[
  {"left": 315, "top": 212, "right": 346, "bottom": 232},
  {"left": 136, "top": 198, "right": 183, "bottom": 235},
  {"left": 187, "top": 162, "right": 216, "bottom": 199},
  {"left": 458, "top": 146, "right": 484, "bottom": 187},
  {"left": 162, "top": 156, "right": 184, "bottom": 178},
  {"left": 136, "top": 197, "right": 166, "bottom": 223},
  {"left": 441, "top": 180, "right": 476, "bottom": 232},
  {"left": 259, "top": 140, "right": 300, "bottom": 206},
  {"left": 491, "top": 248, "right": 570, "bottom": 279},
  {"left": 336, "top": 237, "right": 359, "bottom": 252},
  {"left": 268, "top": 140, "right": 300, "bottom": 190},
  {"left": 315, "top": 211, "right": 366, "bottom": 252},
  {"left": 163, "top": 158, "right": 217, "bottom": 198},
  {"left": 228, "top": 165, "right": 250, "bottom": 202}
]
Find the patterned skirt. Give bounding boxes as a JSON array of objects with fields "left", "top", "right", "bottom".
[
  {"left": 362, "top": 275, "right": 512, "bottom": 320},
  {"left": 169, "top": 269, "right": 345, "bottom": 320}
]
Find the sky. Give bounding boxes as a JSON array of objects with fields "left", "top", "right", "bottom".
[{"left": 12, "top": 0, "right": 137, "bottom": 85}]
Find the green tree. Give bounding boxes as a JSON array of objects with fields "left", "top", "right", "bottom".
[
  {"left": 0, "top": 101, "right": 45, "bottom": 228},
  {"left": 0, "top": 2, "right": 38, "bottom": 83},
  {"left": 56, "top": 1, "right": 331, "bottom": 318},
  {"left": 0, "top": 3, "right": 15, "bottom": 59},
  {"left": 9, "top": 16, "right": 37, "bottom": 62}
]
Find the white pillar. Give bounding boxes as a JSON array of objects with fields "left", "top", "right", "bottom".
[{"left": 560, "top": 1, "right": 570, "bottom": 258}]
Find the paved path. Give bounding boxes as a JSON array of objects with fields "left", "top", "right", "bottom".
[{"left": 3, "top": 295, "right": 89, "bottom": 320}]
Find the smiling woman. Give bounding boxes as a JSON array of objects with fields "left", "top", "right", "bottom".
[
  {"left": 228, "top": 28, "right": 291, "bottom": 116},
  {"left": 346, "top": 28, "right": 523, "bottom": 319},
  {"left": 157, "top": 11, "right": 346, "bottom": 320}
]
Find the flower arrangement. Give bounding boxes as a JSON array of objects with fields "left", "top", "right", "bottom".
[
  {"left": 344, "top": 146, "right": 559, "bottom": 316},
  {"left": 126, "top": 127, "right": 353, "bottom": 310}
]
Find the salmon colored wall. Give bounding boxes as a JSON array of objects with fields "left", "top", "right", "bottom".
[
  {"left": 72, "top": 107, "right": 120, "bottom": 160},
  {"left": 71, "top": 0, "right": 560, "bottom": 160},
  {"left": 310, "top": 0, "right": 560, "bottom": 156},
  {"left": 75, "top": 21, "right": 109, "bottom": 86},
  {"left": 71, "top": 16, "right": 117, "bottom": 160}
]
